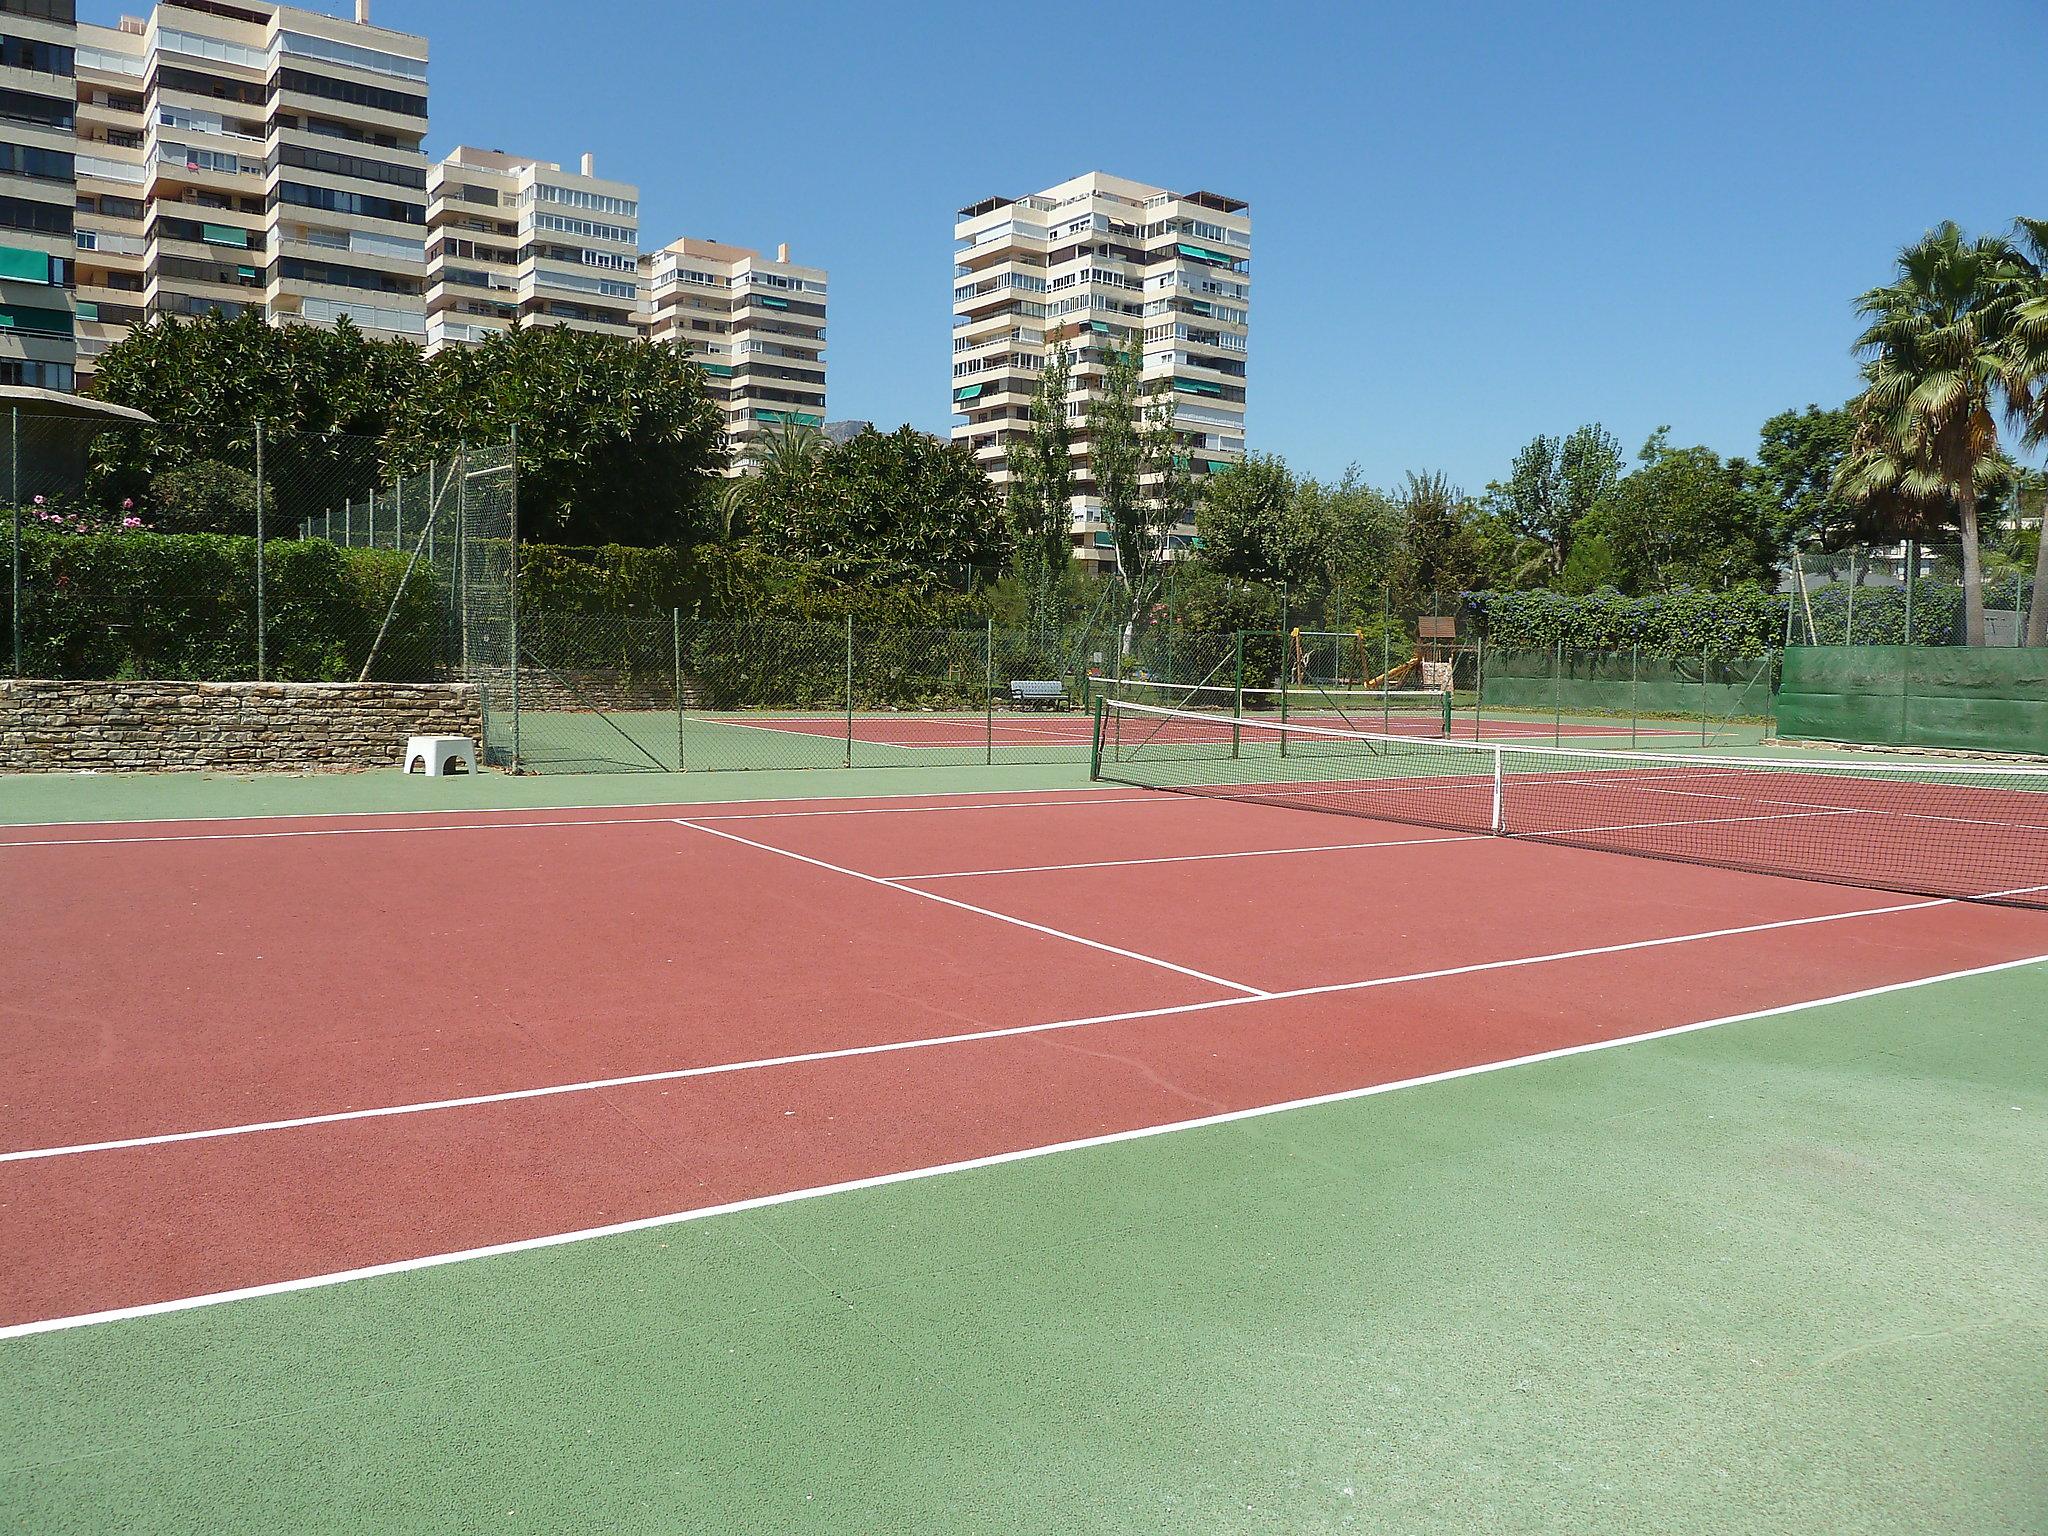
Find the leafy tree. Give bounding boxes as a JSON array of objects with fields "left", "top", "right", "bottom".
[
  {"left": 1997, "top": 215, "right": 2048, "bottom": 644},
  {"left": 87, "top": 311, "right": 421, "bottom": 517},
  {"left": 1752, "top": 404, "right": 1856, "bottom": 552},
  {"left": 1087, "top": 335, "right": 1182, "bottom": 634},
  {"left": 1003, "top": 342, "right": 1075, "bottom": 633},
  {"left": 758, "top": 426, "right": 1006, "bottom": 592},
  {"left": 1309, "top": 469, "right": 1404, "bottom": 609},
  {"left": 1198, "top": 454, "right": 1325, "bottom": 592},
  {"left": 1581, "top": 434, "right": 1772, "bottom": 593},
  {"left": 1393, "top": 471, "right": 1485, "bottom": 615},
  {"left": 395, "top": 324, "right": 728, "bottom": 546},
  {"left": 1557, "top": 424, "right": 1625, "bottom": 532},
  {"left": 1838, "top": 222, "right": 2020, "bottom": 644},
  {"left": 149, "top": 460, "right": 258, "bottom": 536}
]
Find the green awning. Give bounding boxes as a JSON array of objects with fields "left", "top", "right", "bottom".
[
  {"left": 753, "top": 409, "right": 821, "bottom": 426},
  {"left": 1175, "top": 243, "right": 1231, "bottom": 263},
  {"left": 701, "top": 363, "right": 734, "bottom": 376},
  {"left": 76, "top": 300, "right": 98, "bottom": 321},
  {"left": 202, "top": 223, "right": 249, "bottom": 248},
  {"left": 0, "top": 303, "right": 73, "bottom": 336},
  {"left": 953, "top": 384, "right": 983, "bottom": 402},
  {"left": 1205, "top": 459, "right": 1232, "bottom": 472},
  {"left": 0, "top": 244, "right": 51, "bottom": 283},
  {"left": 759, "top": 296, "right": 789, "bottom": 308},
  {"left": 1092, "top": 531, "right": 1115, "bottom": 547},
  {"left": 1173, "top": 379, "right": 1223, "bottom": 395},
  {"left": 236, "top": 265, "right": 259, "bottom": 280}
]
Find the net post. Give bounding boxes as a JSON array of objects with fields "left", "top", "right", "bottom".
[
  {"left": 1473, "top": 634, "right": 1484, "bottom": 740},
  {"left": 1231, "top": 630, "right": 1243, "bottom": 759},
  {"left": 1437, "top": 684, "right": 1452, "bottom": 736},
  {"left": 984, "top": 617, "right": 995, "bottom": 767},
  {"left": 673, "top": 606, "right": 686, "bottom": 772},
  {"left": 843, "top": 613, "right": 855, "bottom": 768},
  {"left": 508, "top": 427, "right": 521, "bottom": 774},
  {"left": 1089, "top": 695, "right": 1105, "bottom": 779},
  {"left": 1489, "top": 746, "right": 1505, "bottom": 834}
]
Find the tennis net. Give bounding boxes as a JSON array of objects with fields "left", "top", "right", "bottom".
[
  {"left": 1092, "top": 698, "right": 2048, "bottom": 910},
  {"left": 1112, "top": 680, "right": 1454, "bottom": 737}
]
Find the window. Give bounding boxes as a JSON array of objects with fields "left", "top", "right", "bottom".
[
  {"left": 278, "top": 256, "right": 422, "bottom": 296},
  {"left": 0, "top": 84, "right": 71, "bottom": 131},
  {"left": 275, "top": 182, "right": 424, "bottom": 226},
  {"left": 277, "top": 31, "right": 426, "bottom": 83},
  {"left": 526, "top": 183, "right": 637, "bottom": 219},
  {"left": 0, "top": 355, "right": 73, "bottom": 389},
  {"left": 0, "top": 33, "right": 72, "bottom": 75},
  {"left": 0, "top": 193, "right": 69, "bottom": 236},
  {"left": 274, "top": 144, "right": 426, "bottom": 190},
  {"left": 0, "top": 1, "right": 77, "bottom": 21},
  {"left": 155, "top": 30, "right": 266, "bottom": 71},
  {"left": 272, "top": 68, "right": 425, "bottom": 120},
  {"left": 0, "top": 142, "right": 70, "bottom": 183}
]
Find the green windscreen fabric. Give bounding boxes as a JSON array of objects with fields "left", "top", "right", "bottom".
[
  {"left": 1480, "top": 649, "right": 1773, "bottom": 717},
  {"left": 1777, "top": 646, "right": 2048, "bottom": 754}
]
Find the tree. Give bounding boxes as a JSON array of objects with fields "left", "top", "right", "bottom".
[
  {"left": 1841, "top": 222, "right": 2020, "bottom": 644},
  {"left": 1997, "top": 215, "right": 2048, "bottom": 645},
  {"left": 760, "top": 426, "right": 1006, "bottom": 592},
  {"left": 1394, "top": 471, "right": 1485, "bottom": 615},
  {"left": 1752, "top": 404, "right": 1857, "bottom": 554},
  {"left": 1087, "top": 335, "right": 1179, "bottom": 635},
  {"left": 87, "top": 311, "right": 422, "bottom": 524},
  {"left": 1582, "top": 434, "right": 1772, "bottom": 593},
  {"left": 1557, "top": 424, "right": 1625, "bottom": 533},
  {"left": 1310, "top": 469, "right": 1404, "bottom": 611},
  {"left": 1003, "top": 342, "right": 1075, "bottom": 633},
  {"left": 1197, "top": 454, "right": 1325, "bottom": 592},
  {"left": 1480, "top": 424, "right": 1622, "bottom": 588},
  {"left": 395, "top": 325, "right": 728, "bottom": 546}
]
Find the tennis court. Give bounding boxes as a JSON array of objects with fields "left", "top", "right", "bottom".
[{"left": 4, "top": 718, "right": 2046, "bottom": 1531}]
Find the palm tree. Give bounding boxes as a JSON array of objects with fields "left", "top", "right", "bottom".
[
  {"left": 713, "top": 475, "right": 753, "bottom": 541},
  {"left": 1998, "top": 216, "right": 2048, "bottom": 645},
  {"left": 748, "top": 415, "right": 826, "bottom": 482},
  {"left": 1846, "top": 222, "right": 2019, "bottom": 645}
]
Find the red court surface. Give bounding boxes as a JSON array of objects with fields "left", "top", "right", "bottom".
[{"left": 5, "top": 783, "right": 2045, "bottom": 1332}]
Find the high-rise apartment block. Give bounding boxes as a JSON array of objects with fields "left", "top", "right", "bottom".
[
  {"left": 0, "top": 0, "right": 81, "bottom": 391},
  {"left": 951, "top": 171, "right": 1250, "bottom": 570},
  {"left": 639, "top": 235, "right": 826, "bottom": 469},
  {"left": 424, "top": 146, "right": 638, "bottom": 352},
  {"left": 68, "top": 0, "right": 427, "bottom": 385}
]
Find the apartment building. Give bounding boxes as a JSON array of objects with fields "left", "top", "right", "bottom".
[
  {"left": 0, "top": 0, "right": 80, "bottom": 391},
  {"left": 69, "top": 0, "right": 428, "bottom": 384},
  {"left": 951, "top": 170, "right": 1251, "bottom": 571},
  {"left": 640, "top": 234, "right": 826, "bottom": 471},
  {"left": 424, "top": 146, "right": 638, "bottom": 352}
]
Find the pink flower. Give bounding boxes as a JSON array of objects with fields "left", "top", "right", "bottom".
[
  {"left": 122, "top": 517, "right": 143, "bottom": 528},
  {"left": 121, "top": 498, "right": 134, "bottom": 511},
  {"left": 32, "top": 495, "right": 44, "bottom": 506}
]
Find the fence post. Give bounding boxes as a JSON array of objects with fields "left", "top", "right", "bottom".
[
  {"left": 1844, "top": 549, "right": 1857, "bottom": 645},
  {"left": 394, "top": 473, "right": 404, "bottom": 551},
  {"left": 983, "top": 617, "right": 994, "bottom": 767},
  {"left": 254, "top": 420, "right": 265, "bottom": 681},
  {"left": 344, "top": 498, "right": 352, "bottom": 546},
  {"left": 1552, "top": 636, "right": 1563, "bottom": 746},
  {"left": 843, "top": 614, "right": 855, "bottom": 768},
  {"left": 9, "top": 405, "right": 18, "bottom": 678},
  {"left": 368, "top": 486, "right": 376, "bottom": 549},
  {"left": 508, "top": 426, "right": 521, "bottom": 773},
  {"left": 1901, "top": 539, "right": 1916, "bottom": 745},
  {"left": 1473, "top": 634, "right": 1484, "bottom": 741},
  {"left": 1630, "top": 642, "right": 1639, "bottom": 748},
  {"left": 1700, "top": 642, "right": 1710, "bottom": 746},
  {"left": 673, "top": 606, "right": 685, "bottom": 773}
]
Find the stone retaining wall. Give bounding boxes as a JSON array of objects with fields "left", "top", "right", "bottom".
[{"left": 0, "top": 679, "right": 482, "bottom": 773}]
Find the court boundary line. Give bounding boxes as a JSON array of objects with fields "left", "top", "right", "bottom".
[
  {"left": 0, "top": 794, "right": 1180, "bottom": 850},
  {"left": 1, "top": 881, "right": 1991, "bottom": 1166},
  {"left": 888, "top": 832, "right": 1485, "bottom": 881},
  {"left": 671, "top": 817, "right": 1275, "bottom": 999},
  {"left": 0, "top": 781, "right": 1142, "bottom": 834},
  {"left": 6, "top": 950, "right": 2041, "bottom": 1340}
]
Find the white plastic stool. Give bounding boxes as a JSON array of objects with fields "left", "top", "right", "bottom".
[{"left": 404, "top": 735, "right": 476, "bottom": 776}]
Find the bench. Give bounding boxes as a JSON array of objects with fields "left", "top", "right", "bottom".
[{"left": 1009, "top": 679, "right": 1067, "bottom": 710}]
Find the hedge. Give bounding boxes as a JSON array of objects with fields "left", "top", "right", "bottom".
[
  {"left": 2, "top": 528, "right": 447, "bottom": 681},
  {"left": 1463, "top": 581, "right": 1973, "bottom": 655}
]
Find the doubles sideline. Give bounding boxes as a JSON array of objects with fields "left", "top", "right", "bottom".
[{"left": 5, "top": 950, "right": 2042, "bottom": 1340}]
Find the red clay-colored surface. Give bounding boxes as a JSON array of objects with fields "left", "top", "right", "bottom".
[
  {"left": 4, "top": 789, "right": 2046, "bottom": 1328},
  {"left": 724, "top": 712, "right": 1688, "bottom": 748}
]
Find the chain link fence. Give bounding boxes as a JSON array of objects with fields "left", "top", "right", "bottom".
[{"left": 1788, "top": 541, "right": 2042, "bottom": 647}]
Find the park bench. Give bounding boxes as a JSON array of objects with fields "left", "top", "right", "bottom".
[{"left": 1008, "top": 679, "right": 1067, "bottom": 710}]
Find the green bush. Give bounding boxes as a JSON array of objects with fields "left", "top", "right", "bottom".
[
  {"left": 1464, "top": 585, "right": 1788, "bottom": 656},
  {"left": 2, "top": 526, "right": 447, "bottom": 681}
]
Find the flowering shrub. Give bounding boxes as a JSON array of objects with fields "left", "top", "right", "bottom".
[{"left": 16, "top": 495, "right": 149, "bottom": 535}]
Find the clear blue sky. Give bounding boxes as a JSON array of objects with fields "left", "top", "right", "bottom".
[{"left": 89, "top": 0, "right": 2046, "bottom": 488}]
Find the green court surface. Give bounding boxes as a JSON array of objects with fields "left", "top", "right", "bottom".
[{"left": 2, "top": 760, "right": 2043, "bottom": 1534}]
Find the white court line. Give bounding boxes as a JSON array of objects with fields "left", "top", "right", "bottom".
[
  {"left": 1, "top": 882, "right": 1986, "bottom": 1166},
  {"left": 0, "top": 781, "right": 1140, "bottom": 834},
  {"left": 6, "top": 949, "right": 2042, "bottom": 1341},
  {"left": 888, "top": 832, "right": 1485, "bottom": 881},
  {"left": 673, "top": 818, "right": 1274, "bottom": 999},
  {"left": 0, "top": 794, "right": 1176, "bottom": 849}
]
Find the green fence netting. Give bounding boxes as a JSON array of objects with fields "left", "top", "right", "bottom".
[{"left": 1776, "top": 646, "right": 2048, "bottom": 755}]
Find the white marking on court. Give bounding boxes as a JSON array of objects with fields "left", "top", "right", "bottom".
[
  {"left": 1, "top": 881, "right": 2002, "bottom": 1166},
  {"left": 0, "top": 781, "right": 1145, "bottom": 835},
  {"left": 0, "top": 794, "right": 1176, "bottom": 849},
  {"left": 672, "top": 818, "right": 1274, "bottom": 999},
  {"left": 887, "top": 832, "right": 1486, "bottom": 881},
  {"left": 6, "top": 949, "right": 2042, "bottom": 1340}
]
